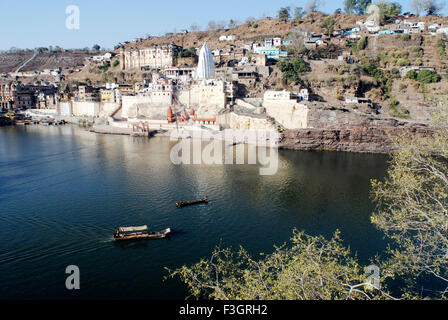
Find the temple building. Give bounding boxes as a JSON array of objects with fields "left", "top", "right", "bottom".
[{"left": 196, "top": 43, "right": 216, "bottom": 80}]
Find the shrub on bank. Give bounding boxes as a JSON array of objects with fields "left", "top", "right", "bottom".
[
  {"left": 277, "top": 58, "right": 310, "bottom": 84},
  {"left": 417, "top": 70, "right": 442, "bottom": 84}
]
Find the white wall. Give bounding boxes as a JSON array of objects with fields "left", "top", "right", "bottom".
[
  {"left": 72, "top": 102, "right": 100, "bottom": 117},
  {"left": 263, "top": 93, "right": 309, "bottom": 129},
  {"left": 100, "top": 102, "right": 120, "bottom": 117},
  {"left": 59, "top": 102, "right": 72, "bottom": 116},
  {"left": 121, "top": 94, "right": 172, "bottom": 119}
]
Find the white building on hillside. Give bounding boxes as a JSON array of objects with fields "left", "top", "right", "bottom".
[{"left": 219, "top": 35, "right": 235, "bottom": 41}]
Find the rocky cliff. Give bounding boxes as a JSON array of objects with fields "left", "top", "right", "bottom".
[{"left": 280, "top": 120, "right": 431, "bottom": 154}]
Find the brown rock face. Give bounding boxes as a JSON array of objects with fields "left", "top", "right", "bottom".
[{"left": 280, "top": 123, "right": 432, "bottom": 154}]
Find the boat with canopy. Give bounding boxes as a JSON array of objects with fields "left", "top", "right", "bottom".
[{"left": 113, "top": 225, "right": 171, "bottom": 241}]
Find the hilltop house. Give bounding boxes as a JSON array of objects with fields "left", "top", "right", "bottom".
[
  {"left": 253, "top": 46, "right": 286, "bottom": 60},
  {"left": 219, "top": 35, "right": 235, "bottom": 41}
]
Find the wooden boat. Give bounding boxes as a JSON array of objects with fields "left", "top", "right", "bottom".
[
  {"left": 176, "top": 196, "right": 209, "bottom": 208},
  {"left": 113, "top": 225, "right": 171, "bottom": 241},
  {"left": 15, "top": 120, "right": 30, "bottom": 126}
]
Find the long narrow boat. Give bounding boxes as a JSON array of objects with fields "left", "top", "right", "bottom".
[
  {"left": 15, "top": 120, "right": 31, "bottom": 126},
  {"left": 176, "top": 196, "right": 209, "bottom": 208},
  {"left": 113, "top": 225, "right": 171, "bottom": 241}
]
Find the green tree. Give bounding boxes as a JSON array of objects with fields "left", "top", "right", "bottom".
[
  {"left": 376, "top": 0, "right": 403, "bottom": 24},
  {"left": 344, "top": 0, "right": 357, "bottom": 14},
  {"left": 278, "top": 7, "right": 291, "bottom": 22},
  {"left": 168, "top": 230, "right": 392, "bottom": 300},
  {"left": 417, "top": 70, "right": 441, "bottom": 83},
  {"left": 361, "top": 60, "right": 396, "bottom": 97},
  {"left": 277, "top": 58, "right": 310, "bottom": 84},
  {"left": 388, "top": 96, "right": 400, "bottom": 110},
  {"left": 92, "top": 44, "right": 101, "bottom": 51},
  {"left": 179, "top": 47, "right": 197, "bottom": 58},
  {"left": 294, "top": 7, "right": 307, "bottom": 20},
  {"left": 98, "top": 61, "right": 110, "bottom": 72},
  {"left": 423, "top": 0, "right": 446, "bottom": 15},
  {"left": 371, "top": 104, "right": 448, "bottom": 298},
  {"left": 345, "top": 0, "right": 372, "bottom": 15},
  {"left": 406, "top": 70, "right": 418, "bottom": 79},
  {"left": 358, "top": 36, "right": 369, "bottom": 50},
  {"left": 437, "top": 39, "right": 447, "bottom": 57},
  {"left": 320, "top": 16, "right": 336, "bottom": 36}
]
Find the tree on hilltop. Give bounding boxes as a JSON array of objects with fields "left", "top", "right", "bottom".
[
  {"left": 294, "top": 7, "right": 307, "bottom": 20},
  {"left": 306, "top": 0, "right": 324, "bottom": 13},
  {"left": 411, "top": 0, "right": 445, "bottom": 16},
  {"left": 278, "top": 7, "right": 291, "bottom": 22},
  {"left": 376, "top": 0, "right": 402, "bottom": 24},
  {"left": 424, "top": 0, "right": 446, "bottom": 15},
  {"left": 344, "top": 0, "right": 372, "bottom": 15},
  {"left": 207, "top": 21, "right": 217, "bottom": 31},
  {"left": 190, "top": 23, "right": 200, "bottom": 32},
  {"left": 229, "top": 19, "right": 238, "bottom": 29}
]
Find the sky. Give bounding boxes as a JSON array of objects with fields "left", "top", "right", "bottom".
[{"left": 0, "top": 0, "right": 447, "bottom": 51}]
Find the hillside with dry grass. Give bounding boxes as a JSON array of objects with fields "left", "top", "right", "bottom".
[
  {"left": 124, "top": 12, "right": 360, "bottom": 50},
  {"left": 0, "top": 50, "right": 96, "bottom": 74}
]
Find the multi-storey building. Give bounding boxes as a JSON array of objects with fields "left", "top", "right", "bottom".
[
  {"left": 120, "top": 44, "right": 182, "bottom": 71},
  {"left": 0, "top": 82, "right": 58, "bottom": 110},
  {"left": 76, "top": 86, "right": 100, "bottom": 102}
]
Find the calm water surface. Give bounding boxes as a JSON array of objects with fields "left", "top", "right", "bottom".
[{"left": 0, "top": 125, "right": 390, "bottom": 299}]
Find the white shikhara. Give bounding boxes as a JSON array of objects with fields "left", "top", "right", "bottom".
[{"left": 196, "top": 43, "right": 216, "bottom": 80}]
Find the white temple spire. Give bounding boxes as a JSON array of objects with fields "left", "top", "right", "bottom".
[{"left": 196, "top": 42, "right": 215, "bottom": 80}]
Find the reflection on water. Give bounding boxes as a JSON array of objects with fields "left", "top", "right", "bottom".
[{"left": 0, "top": 125, "right": 390, "bottom": 299}]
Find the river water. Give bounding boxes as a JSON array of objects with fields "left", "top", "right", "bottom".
[{"left": 0, "top": 125, "right": 390, "bottom": 299}]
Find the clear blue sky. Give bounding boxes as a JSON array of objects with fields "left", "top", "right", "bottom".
[{"left": 0, "top": 0, "right": 446, "bottom": 51}]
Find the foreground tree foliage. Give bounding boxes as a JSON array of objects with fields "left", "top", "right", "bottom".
[
  {"left": 371, "top": 104, "right": 448, "bottom": 298},
  {"left": 169, "top": 103, "right": 448, "bottom": 300},
  {"left": 168, "top": 231, "right": 393, "bottom": 300}
]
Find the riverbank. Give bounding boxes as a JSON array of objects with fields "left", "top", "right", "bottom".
[
  {"left": 10, "top": 110, "right": 433, "bottom": 154},
  {"left": 280, "top": 122, "right": 431, "bottom": 154},
  {"left": 88, "top": 121, "right": 431, "bottom": 154}
]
